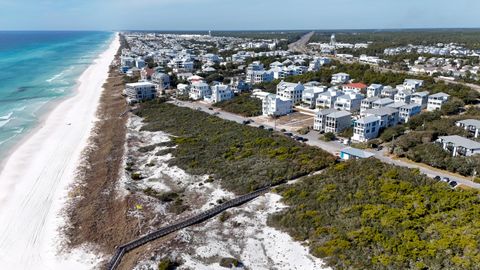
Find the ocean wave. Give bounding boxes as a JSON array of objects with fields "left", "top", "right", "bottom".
[
  {"left": 0, "top": 112, "right": 13, "bottom": 121},
  {"left": 46, "top": 71, "right": 64, "bottom": 83}
]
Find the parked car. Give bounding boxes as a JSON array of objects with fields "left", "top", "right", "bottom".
[
  {"left": 302, "top": 138, "right": 309, "bottom": 142},
  {"left": 242, "top": 120, "right": 251, "bottom": 125},
  {"left": 208, "top": 107, "right": 213, "bottom": 110},
  {"left": 441, "top": 177, "right": 450, "bottom": 183},
  {"left": 267, "top": 128, "right": 274, "bottom": 131},
  {"left": 433, "top": 176, "right": 441, "bottom": 181},
  {"left": 449, "top": 181, "right": 458, "bottom": 188},
  {"left": 295, "top": 136, "right": 304, "bottom": 141},
  {"left": 259, "top": 125, "right": 265, "bottom": 129},
  {"left": 284, "top": 132, "right": 293, "bottom": 137},
  {"left": 213, "top": 112, "right": 220, "bottom": 115}
]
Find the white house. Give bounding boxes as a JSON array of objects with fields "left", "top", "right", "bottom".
[
  {"left": 437, "top": 135, "right": 480, "bottom": 157},
  {"left": 207, "top": 84, "right": 234, "bottom": 103},
  {"left": 394, "top": 89, "right": 412, "bottom": 104},
  {"left": 314, "top": 108, "right": 338, "bottom": 132},
  {"left": 246, "top": 70, "right": 274, "bottom": 84},
  {"left": 324, "top": 111, "right": 352, "bottom": 134},
  {"left": 151, "top": 72, "right": 170, "bottom": 90},
  {"left": 124, "top": 82, "right": 157, "bottom": 104},
  {"left": 352, "top": 115, "right": 381, "bottom": 142},
  {"left": 411, "top": 91, "right": 429, "bottom": 109},
  {"left": 427, "top": 92, "right": 450, "bottom": 111},
  {"left": 403, "top": 79, "right": 424, "bottom": 91},
  {"left": 367, "top": 84, "right": 384, "bottom": 97},
  {"left": 331, "top": 73, "right": 350, "bottom": 84},
  {"left": 360, "top": 97, "right": 380, "bottom": 113},
  {"left": 342, "top": 83, "right": 367, "bottom": 93},
  {"left": 276, "top": 81, "right": 305, "bottom": 104},
  {"left": 372, "top": 98, "right": 394, "bottom": 109},
  {"left": 190, "top": 82, "right": 211, "bottom": 100},
  {"left": 381, "top": 86, "right": 398, "bottom": 99},
  {"left": 176, "top": 83, "right": 190, "bottom": 95},
  {"left": 302, "top": 86, "right": 327, "bottom": 108},
  {"left": 262, "top": 94, "right": 293, "bottom": 117},
  {"left": 399, "top": 103, "right": 421, "bottom": 123},
  {"left": 362, "top": 107, "right": 399, "bottom": 128},
  {"left": 456, "top": 119, "right": 480, "bottom": 138},
  {"left": 316, "top": 88, "right": 344, "bottom": 109},
  {"left": 334, "top": 92, "right": 364, "bottom": 112}
]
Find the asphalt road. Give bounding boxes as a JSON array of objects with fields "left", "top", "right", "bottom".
[{"left": 170, "top": 99, "right": 480, "bottom": 189}]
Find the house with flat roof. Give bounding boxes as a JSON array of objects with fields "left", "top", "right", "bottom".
[
  {"left": 411, "top": 91, "right": 429, "bottom": 109},
  {"left": 262, "top": 94, "right": 293, "bottom": 117},
  {"left": 334, "top": 92, "right": 364, "bottom": 112},
  {"left": 340, "top": 147, "right": 375, "bottom": 160},
  {"left": 190, "top": 82, "right": 211, "bottom": 100},
  {"left": 352, "top": 115, "right": 381, "bottom": 142},
  {"left": 124, "top": 82, "right": 157, "bottom": 104},
  {"left": 427, "top": 92, "right": 450, "bottom": 111},
  {"left": 313, "top": 108, "right": 338, "bottom": 132},
  {"left": 399, "top": 103, "right": 421, "bottom": 123},
  {"left": 437, "top": 135, "right": 480, "bottom": 157},
  {"left": 362, "top": 107, "right": 399, "bottom": 128},
  {"left": 456, "top": 119, "right": 480, "bottom": 138},
  {"left": 324, "top": 111, "right": 352, "bottom": 134},
  {"left": 367, "top": 84, "right": 383, "bottom": 97},
  {"left": 276, "top": 81, "right": 305, "bottom": 104}
]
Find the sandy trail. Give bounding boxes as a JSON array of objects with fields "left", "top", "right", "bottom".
[{"left": 0, "top": 33, "right": 119, "bottom": 270}]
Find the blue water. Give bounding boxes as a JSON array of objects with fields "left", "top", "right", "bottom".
[{"left": 0, "top": 31, "right": 113, "bottom": 159}]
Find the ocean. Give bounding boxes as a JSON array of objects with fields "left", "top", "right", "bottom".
[{"left": 0, "top": 31, "right": 113, "bottom": 160}]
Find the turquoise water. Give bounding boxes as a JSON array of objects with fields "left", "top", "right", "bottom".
[{"left": 0, "top": 31, "right": 113, "bottom": 159}]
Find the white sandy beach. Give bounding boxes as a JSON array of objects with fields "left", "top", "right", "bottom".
[{"left": 0, "top": 33, "right": 119, "bottom": 270}]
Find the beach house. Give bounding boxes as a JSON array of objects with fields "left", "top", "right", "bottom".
[
  {"left": 360, "top": 97, "right": 380, "bottom": 113},
  {"left": 362, "top": 107, "right": 399, "bottom": 128},
  {"left": 367, "top": 84, "right": 383, "bottom": 97},
  {"left": 437, "top": 135, "right": 480, "bottom": 157},
  {"left": 411, "top": 91, "right": 429, "bottom": 109},
  {"left": 190, "top": 82, "right": 211, "bottom": 100},
  {"left": 262, "top": 94, "right": 293, "bottom": 117},
  {"left": 334, "top": 92, "right": 364, "bottom": 112},
  {"left": 331, "top": 73, "right": 350, "bottom": 84},
  {"left": 207, "top": 84, "right": 234, "bottom": 103},
  {"left": 276, "top": 81, "right": 305, "bottom": 104},
  {"left": 456, "top": 119, "right": 480, "bottom": 138},
  {"left": 324, "top": 111, "right": 352, "bottom": 134},
  {"left": 316, "top": 88, "right": 344, "bottom": 109},
  {"left": 399, "top": 103, "right": 421, "bottom": 123},
  {"left": 352, "top": 115, "right": 381, "bottom": 142},
  {"left": 313, "top": 108, "right": 338, "bottom": 132},
  {"left": 427, "top": 92, "right": 450, "bottom": 111},
  {"left": 124, "top": 82, "right": 157, "bottom": 104},
  {"left": 302, "top": 86, "right": 327, "bottom": 108}
]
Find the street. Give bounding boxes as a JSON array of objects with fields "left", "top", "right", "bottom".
[{"left": 170, "top": 99, "right": 480, "bottom": 189}]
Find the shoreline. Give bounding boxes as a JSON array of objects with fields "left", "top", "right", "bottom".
[
  {"left": 0, "top": 33, "right": 116, "bottom": 173},
  {"left": 0, "top": 33, "right": 120, "bottom": 269}
]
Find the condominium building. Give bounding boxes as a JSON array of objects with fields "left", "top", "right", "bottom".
[{"left": 124, "top": 82, "right": 157, "bottom": 104}]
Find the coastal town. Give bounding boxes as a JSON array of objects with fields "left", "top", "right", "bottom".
[{"left": 119, "top": 31, "right": 480, "bottom": 189}]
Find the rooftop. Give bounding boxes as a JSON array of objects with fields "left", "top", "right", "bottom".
[
  {"left": 356, "top": 115, "right": 380, "bottom": 124},
  {"left": 340, "top": 147, "right": 375, "bottom": 159},
  {"left": 457, "top": 119, "right": 480, "bottom": 128},
  {"left": 438, "top": 135, "right": 480, "bottom": 149}
]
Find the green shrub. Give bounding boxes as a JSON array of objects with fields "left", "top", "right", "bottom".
[{"left": 321, "top": 132, "right": 336, "bottom": 141}]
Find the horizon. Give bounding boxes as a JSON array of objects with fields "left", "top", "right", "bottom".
[{"left": 1, "top": 0, "right": 479, "bottom": 30}]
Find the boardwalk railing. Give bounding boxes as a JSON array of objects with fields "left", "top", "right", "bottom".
[{"left": 107, "top": 186, "right": 270, "bottom": 270}]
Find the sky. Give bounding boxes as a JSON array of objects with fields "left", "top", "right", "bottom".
[{"left": 0, "top": 0, "right": 479, "bottom": 30}]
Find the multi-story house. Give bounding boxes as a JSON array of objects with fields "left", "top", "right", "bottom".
[
  {"left": 381, "top": 86, "right": 398, "bottom": 99},
  {"left": 360, "top": 97, "right": 380, "bottom": 113},
  {"left": 208, "top": 84, "right": 234, "bottom": 103},
  {"left": 352, "top": 115, "right": 381, "bottom": 142},
  {"left": 362, "top": 107, "right": 399, "bottom": 128},
  {"left": 124, "top": 82, "right": 157, "bottom": 104},
  {"left": 190, "top": 82, "right": 211, "bottom": 100},
  {"left": 331, "top": 73, "right": 350, "bottom": 84},
  {"left": 342, "top": 83, "right": 367, "bottom": 93},
  {"left": 394, "top": 89, "right": 412, "bottom": 103},
  {"left": 302, "top": 86, "right": 327, "bottom": 108},
  {"left": 316, "top": 88, "right": 344, "bottom": 109},
  {"left": 403, "top": 79, "right": 424, "bottom": 91},
  {"left": 334, "top": 92, "right": 364, "bottom": 112},
  {"left": 399, "top": 103, "right": 421, "bottom": 123},
  {"left": 276, "top": 81, "right": 305, "bottom": 104},
  {"left": 262, "top": 94, "right": 293, "bottom": 117},
  {"left": 456, "top": 119, "right": 480, "bottom": 138},
  {"left": 411, "top": 91, "right": 429, "bottom": 109},
  {"left": 151, "top": 72, "right": 170, "bottom": 90},
  {"left": 313, "top": 108, "right": 338, "bottom": 132},
  {"left": 427, "top": 92, "right": 450, "bottom": 111},
  {"left": 372, "top": 98, "right": 394, "bottom": 109},
  {"left": 437, "top": 135, "right": 480, "bottom": 157},
  {"left": 324, "top": 111, "right": 352, "bottom": 133},
  {"left": 367, "top": 84, "right": 384, "bottom": 97}
]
